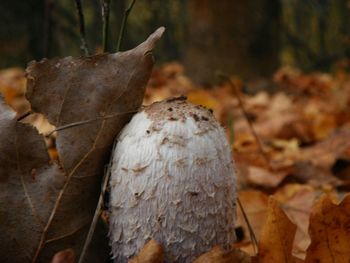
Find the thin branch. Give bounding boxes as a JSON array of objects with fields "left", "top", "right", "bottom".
[
  {"left": 217, "top": 72, "right": 271, "bottom": 168},
  {"left": 101, "top": 0, "right": 111, "bottom": 53},
  {"left": 237, "top": 197, "right": 259, "bottom": 254},
  {"left": 17, "top": 111, "right": 33, "bottom": 121},
  {"left": 116, "top": 0, "right": 136, "bottom": 52},
  {"left": 78, "top": 137, "right": 118, "bottom": 263},
  {"left": 74, "top": 0, "right": 89, "bottom": 55}
]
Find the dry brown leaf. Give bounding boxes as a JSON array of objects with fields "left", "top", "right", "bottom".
[
  {"left": 236, "top": 190, "right": 269, "bottom": 248},
  {"left": 128, "top": 240, "right": 164, "bottom": 263},
  {"left": 258, "top": 197, "right": 297, "bottom": 263},
  {"left": 246, "top": 166, "right": 288, "bottom": 188},
  {"left": 0, "top": 27, "right": 164, "bottom": 263},
  {"left": 192, "top": 246, "right": 251, "bottom": 263},
  {"left": 51, "top": 249, "right": 75, "bottom": 263},
  {"left": 299, "top": 127, "right": 350, "bottom": 169},
  {"left": 305, "top": 194, "right": 350, "bottom": 263},
  {"left": 273, "top": 184, "right": 316, "bottom": 258}
]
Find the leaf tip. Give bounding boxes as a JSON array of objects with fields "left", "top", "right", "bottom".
[{"left": 144, "top": 27, "right": 166, "bottom": 51}]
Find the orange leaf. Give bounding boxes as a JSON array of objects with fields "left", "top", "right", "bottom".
[
  {"left": 305, "top": 194, "right": 350, "bottom": 263},
  {"left": 192, "top": 246, "right": 251, "bottom": 263},
  {"left": 128, "top": 240, "right": 164, "bottom": 263},
  {"left": 258, "top": 197, "right": 297, "bottom": 263}
]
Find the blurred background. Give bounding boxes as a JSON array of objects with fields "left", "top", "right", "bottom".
[{"left": 1, "top": 0, "right": 350, "bottom": 84}]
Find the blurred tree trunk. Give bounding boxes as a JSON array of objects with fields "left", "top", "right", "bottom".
[{"left": 184, "top": 0, "right": 281, "bottom": 83}]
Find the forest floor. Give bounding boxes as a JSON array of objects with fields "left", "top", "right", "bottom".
[{"left": 1, "top": 63, "right": 350, "bottom": 262}]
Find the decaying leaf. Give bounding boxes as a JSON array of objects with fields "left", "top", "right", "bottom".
[
  {"left": 192, "top": 246, "right": 251, "bottom": 263},
  {"left": 305, "top": 194, "right": 350, "bottom": 263},
  {"left": 128, "top": 240, "right": 164, "bottom": 263},
  {"left": 0, "top": 97, "right": 65, "bottom": 262},
  {"left": 0, "top": 27, "right": 165, "bottom": 263},
  {"left": 258, "top": 197, "right": 297, "bottom": 263}
]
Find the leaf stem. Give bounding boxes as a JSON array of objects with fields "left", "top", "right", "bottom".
[
  {"left": 74, "top": 0, "right": 89, "bottom": 55},
  {"left": 116, "top": 0, "right": 136, "bottom": 52}
]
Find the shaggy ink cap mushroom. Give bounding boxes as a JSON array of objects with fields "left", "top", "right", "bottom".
[{"left": 109, "top": 96, "right": 237, "bottom": 262}]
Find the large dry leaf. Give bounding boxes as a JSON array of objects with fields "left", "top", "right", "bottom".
[
  {"left": 305, "top": 194, "right": 350, "bottom": 263},
  {"left": 258, "top": 197, "right": 297, "bottom": 263},
  {"left": 0, "top": 27, "right": 164, "bottom": 263},
  {"left": 0, "top": 98, "right": 66, "bottom": 262}
]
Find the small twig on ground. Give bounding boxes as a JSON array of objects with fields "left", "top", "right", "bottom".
[
  {"left": 74, "top": 0, "right": 89, "bottom": 55},
  {"left": 78, "top": 138, "right": 117, "bottom": 263},
  {"left": 101, "top": 0, "right": 111, "bottom": 52},
  {"left": 237, "top": 197, "right": 259, "bottom": 254},
  {"left": 116, "top": 0, "right": 136, "bottom": 52},
  {"left": 17, "top": 111, "right": 33, "bottom": 121},
  {"left": 217, "top": 72, "right": 271, "bottom": 168}
]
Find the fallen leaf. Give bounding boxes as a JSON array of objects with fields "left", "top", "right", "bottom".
[
  {"left": 128, "top": 240, "right": 164, "bottom": 263},
  {"left": 51, "top": 249, "right": 75, "bottom": 263},
  {"left": 187, "top": 89, "right": 222, "bottom": 119},
  {"left": 305, "top": 194, "right": 350, "bottom": 263},
  {"left": 246, "top": 166, "right": 288, "bottom": 188},
  {"left": 192, "top": 246, "right": 251, "bottom": 263},
  {"left": 274, "top": 184, "right": 316, "bottom": 259},
  {"left": 0, "top": 27, "right": 165, "bottom": 262},
  {"left": 236, "top": 190, "right": 269, "bottom": 246},
  {"left": 258, "top": 197, "right": 297, "bottom": 263},
  {"left": 0, "top": 97, "right": 65, "bottom": 263}
]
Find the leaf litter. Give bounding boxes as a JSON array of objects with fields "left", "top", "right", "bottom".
[{"left": 1, "top": 38, "right": 350, "bottom": 262}]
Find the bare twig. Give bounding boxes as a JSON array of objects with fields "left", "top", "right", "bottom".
[
  {"left": 116, "top": 0, "right": 136, "bottom": 52},
  {"left": 74, "top": 0, "right": 89, "bottom": 55},
  {"left": 101, "top": 0, "right": 111, "bottom": 52},
  {"left": 17, "top": 111, "right": 33, "bottom": 121},
  {"left": 217, "top": 72, "right": 271, "bottom": 168},
  {"left": 78, "top": 138, "right": 118, "bottom": 263},
  {"left": 237, "top": 197, "right": 259, "bottom": 254}
]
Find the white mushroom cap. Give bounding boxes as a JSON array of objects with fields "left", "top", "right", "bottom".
[{"left": 109, "top": 97, "right": 236, "bottom": 262}]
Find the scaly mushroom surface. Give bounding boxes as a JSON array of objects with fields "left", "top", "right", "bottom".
[{"left": 109, "top": 97, "right": 236, "bottom": 262}]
